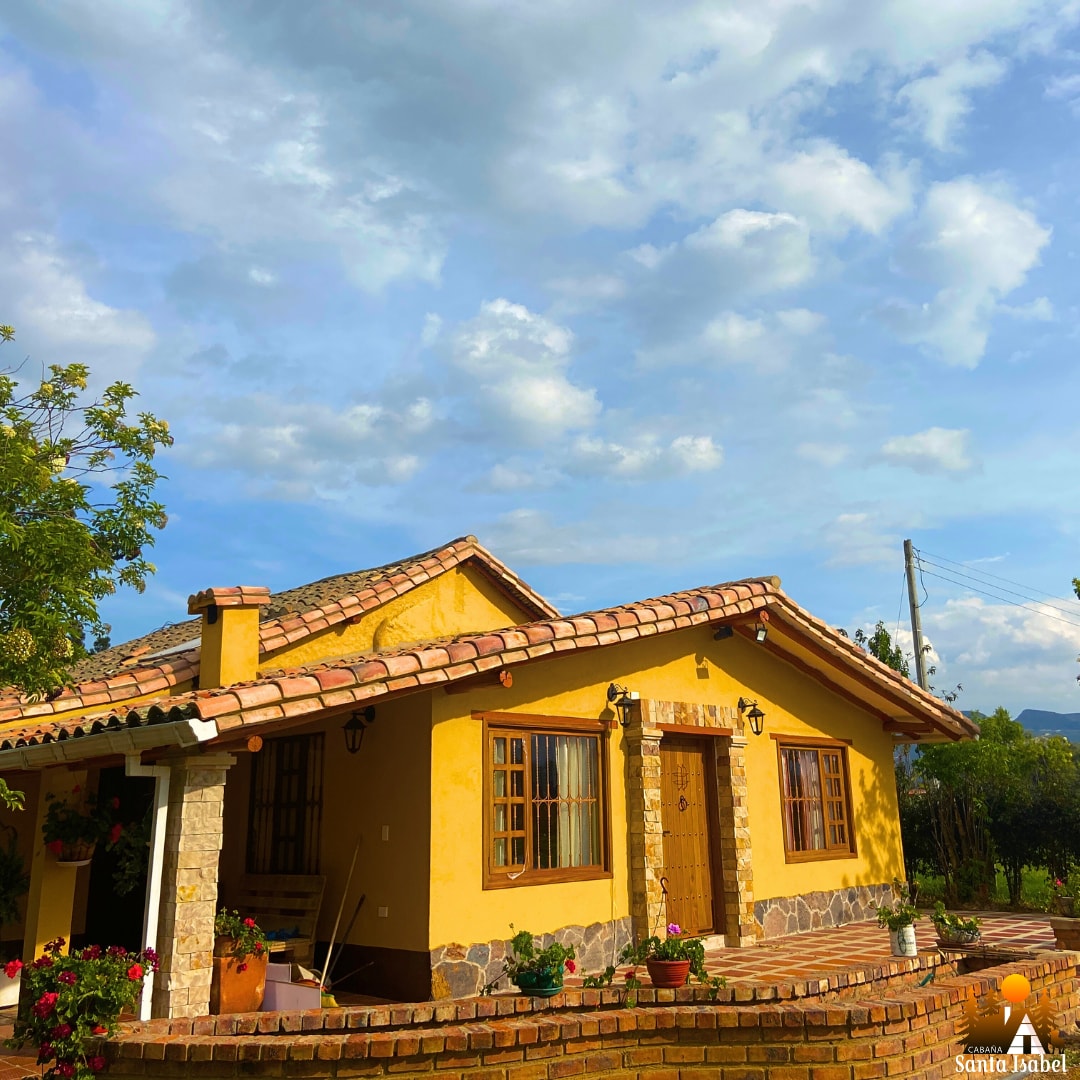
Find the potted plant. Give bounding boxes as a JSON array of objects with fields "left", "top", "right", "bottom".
[
  {"left": 211, "top": 909, "right": 269, "bottom": 1014},
  {"left": 619, "top": 923, "right": 708, "bottom": 988},
  {"left": 1050, "top": 877, "right": 1076, "bottom": 918},
  {"left": 41, "top": 790, "right": 119, "bottom": 866},
  {"left": 876, "top": 881, "right": 920, "bottom": 957},
  {"left": 499, "top": 929, "right": 575, "bottom": 998},
  {"left": 930, "top": 902, "right": 981, "bottom": 946},
  {"left": 0, "top": 825, "right": 29, "bottom": 1007},
  {"left": 3, "top": 936, "right": 157, "bottom": 1080}
]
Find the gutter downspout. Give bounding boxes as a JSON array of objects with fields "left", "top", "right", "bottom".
[{"left": 124, "top": 754, "right": 171, "bottom": 1022}]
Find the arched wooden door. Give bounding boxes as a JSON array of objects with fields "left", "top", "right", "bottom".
[{"left": 659, "top": 737, "right": 723, "bottom": 936}]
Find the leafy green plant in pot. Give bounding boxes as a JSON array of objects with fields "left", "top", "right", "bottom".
[
  {"left": 930, "top": 902, "right": 981, "bottom": 945},
  {"left": 41, "top": 790, "right": 118, "bottom": 865},
  {"left": 211, "top": 909, "right": 269, "bottom": 1014},
  {"left": 619, "top": 923, "right": 708, "bottom": 988},
  {"left": 496, "top": 928, "right": 576, "bottom": 998},
  {"left": 876, "top": 880, "right": 920, "bottom": 957}
]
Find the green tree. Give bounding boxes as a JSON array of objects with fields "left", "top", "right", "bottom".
[{"left": 0, "top": 325, "right": 172, "bottom": 698}]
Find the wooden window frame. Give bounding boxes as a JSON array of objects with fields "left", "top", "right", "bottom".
[
  {"left": 773, "top": 736, "right": 857, "bottom": 864},
  {"left": 479, "top": 712, "right": 611, "bottom": 889}
]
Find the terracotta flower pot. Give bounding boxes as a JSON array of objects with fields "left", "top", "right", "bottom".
[
  {"left": 646, "top": 959, "right": 691, "bottom": 988},
  {"left": 210, "top": 951, "right": 268, "bottom": 1014}
]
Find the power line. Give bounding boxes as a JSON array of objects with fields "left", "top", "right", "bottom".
[
  {"left": 916, "top": 547, "right": 1079, "bottom": 607},
  {"left": 916, "top": 567, "right": 1080, "bottom": 631},
  {"left": 914, "top": 556, "right": 1080, "bottom": 623}
]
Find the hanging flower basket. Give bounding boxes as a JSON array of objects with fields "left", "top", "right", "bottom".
[{"left": 55, "top": 839, "right": 97, "bottom": 866}]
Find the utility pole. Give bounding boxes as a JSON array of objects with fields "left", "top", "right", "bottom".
[{"left": 904, "top": 539, "right": 929, "bottom": 691}]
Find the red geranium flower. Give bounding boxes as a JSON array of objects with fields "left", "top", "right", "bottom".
[
  {"left": 50, "top": 1024, "right": 72, "bottom": 1039},
  {"left": 4, "top": 959, "right": 22, "bottom": 978},
  {"left": 109, "top": 823, "right": 123, "bottom": 845},
  {"left": 46, "top": 840, "right": 64, "bottom": 856},
  {"left": 243, "top": 917, "right": 256, "bottom": 928},
  {"left": 91, "top": 1026, "right": 107, "bottom": 1035},
  {"left": 36, "top": 1042, "right": 53, "bottom": 1063},
  {"left": 236, "top": 962, "right": 248, "bottom": 973},
  {"left": 111, "top": 797, "right": 121, "bottom": 810},
  {"left": 126, "top": 963, "right": 143, "bottom": 981},
  {"left": 565, "top": 959, "right": 576, "bottom": 973},
  {"left": 31, "top": 991, "right": 59, "bottom": 1018},
  {"left": 57, "top": 971, "right": 77, "bottom": 986},
  {"left": 88, "top": 1056, "right": 107, "bottom": 1073},
  {"left": 32, "top": 955, "right": 54, "bottom": 969},
  {"left": 56, "top": 1062, "right": 75, "bottom": 1078}
]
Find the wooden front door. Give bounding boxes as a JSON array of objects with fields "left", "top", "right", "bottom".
[{"left": 659, "top": 738, "right": 722, "bottom": 935}]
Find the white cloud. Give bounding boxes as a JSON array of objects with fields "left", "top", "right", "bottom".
[
  {"left": 821, "top": 512, "right": 899, "bottom": 568},
  {"left": 897, "top": 51, "right": 1009, "bottom": 150},
  {"left": 881, "top": 427, "right": 975, "bottom": 473},
  {"left": 566, "top": 433, "right": 722, "bottom": 480},
  {"left": 449, "top": 299, "right": 600, "bottom": 443},
  {"left": 882, "top": 178, "right": 1051, "bottom": 365},
  {"left": 1000, "top": 296, "right": 1054, "bottom": 321},
  {"left": 798, "top": 442, "right": 850, "bottom": 468}
]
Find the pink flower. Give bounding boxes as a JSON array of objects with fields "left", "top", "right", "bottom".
[
  {"left": 50, "top": 1024, "right": 72, "bottom": 1039},
  {"left": 32, "top": 991, "right": 59, "bottom": 1018},
  {"left": 46, "top": 840, "right": 64, "bottom": 856},
  {"left": 88, "top": 1056, "right": 107, "bottom": 1073},
  {"left": 57, "top": 971, "right": 77, "bottom": 986},
  {"left": 565, "top": 959, "right": 576, "bottom": 973},
  {"left": 4, "top": 959, "right": 22, "bottom": 979},
  {"left": 666, "top": 923, "right": 681, "bottom": 936},
  {"left": 126, "top": 963, "right": 143, "bottom": 981},
  {"left": 56, "top": 1062, "right": 75, "bottom": 1078},
  {"left": 243, "top": 918, "right": 256, "bottom": 928},
  {"left": 236, "top": 962, "right": 248, "bottom": 973},
  {"left": 109, "top": 823, "right": 123, "bottom": 845},
  {"left": 1055, "top": 878, "right": 1064, "bottom": 888}
]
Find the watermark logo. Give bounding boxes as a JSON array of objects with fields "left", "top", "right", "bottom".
[{"left": 955, "top": 973, "right": 1068, "bottom": 1073}]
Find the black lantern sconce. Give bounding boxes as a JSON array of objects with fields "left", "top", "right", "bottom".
[
  {"left": 754, "top": 610, "right": 770, "bottom": 643},
  {"left": 607, "top": 683, "right": 640, "bottom": 728},
  {"left": 738, "top": 697, "right": 766, "bottom": 736},
  {"left": 343, "top": 705, "right": 376, "bottom": 754}
]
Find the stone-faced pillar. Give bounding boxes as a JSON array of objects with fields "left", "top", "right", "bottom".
[
  {"left": 152, "top": 753, "right": 234, "bottom": 1019},
  {"left": 715, "top": 733, "right": 757, "bottom": 945},
  {"left": 623, "top": 706, "right": 664, "bottom": 943}
]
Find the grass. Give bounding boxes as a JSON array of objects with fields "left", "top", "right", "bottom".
[{"left": 913, "top": 867, "right": 1058, "bottom": 911}]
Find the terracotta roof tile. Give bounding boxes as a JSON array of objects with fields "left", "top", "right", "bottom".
[{"left": 0, "top": 576, "right": 978, "bottom": 756}]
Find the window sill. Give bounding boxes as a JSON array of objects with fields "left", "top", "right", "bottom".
[
  {"left": 783, "top": 849, "right": 858, "bottom": 864},
  {"left": 483, "top": 868, "right": 612, "bottom": 890}
]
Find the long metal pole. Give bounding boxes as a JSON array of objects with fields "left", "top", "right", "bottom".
[{"left": 904, "top": 539, "right": 929, "bottom": 690}]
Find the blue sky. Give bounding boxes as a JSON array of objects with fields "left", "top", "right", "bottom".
[{"left": 3, "top": 1, "right": 1080, "bottom": 715}]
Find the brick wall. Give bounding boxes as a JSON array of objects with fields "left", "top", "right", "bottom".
[{"left": 107, "top": 954, "right": 1078, "bottom": 1080}]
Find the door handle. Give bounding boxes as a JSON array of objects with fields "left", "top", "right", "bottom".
[{"left": 662, "top": 830, "right": 672, "bottom": 835}]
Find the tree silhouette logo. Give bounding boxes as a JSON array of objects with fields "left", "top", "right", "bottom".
[{"left": 957, "top": 974, "right": 1064, "bottom": 1056}]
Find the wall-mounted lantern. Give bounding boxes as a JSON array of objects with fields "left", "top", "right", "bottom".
[
  {"left": 738, "top": 696, "right": 766, "bottom": 736},
  {"left": 343, "top": 706, "right": 376, "bottom": 754},
  {"left": 607, "top": 683, "right": 640, "bottom": 728}
]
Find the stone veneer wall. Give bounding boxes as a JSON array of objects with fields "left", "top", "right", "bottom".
[
  {"left": 152, "top": 754, "right": 234, "bottom": 1019},
  {"left": 107, "top": 954, "right": 1080, "bottom": 1080},
  {"left": 754, "top": 883, "right": 895, "bottom": 938},
  {"left": 430, "top": 918, "right": 633, "bottom": 999}
]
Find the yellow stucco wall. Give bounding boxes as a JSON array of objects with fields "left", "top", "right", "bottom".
[
  {"left": 428, "top": 625, "right": 905, "bottom": 949},
  {"left": 219, "top": 693, "right": 431, "bottom": 954},
  {"left": 260, "top": 565, "right": 535, "bottom": 672}
]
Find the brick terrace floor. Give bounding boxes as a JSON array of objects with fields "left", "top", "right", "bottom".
[{"left": 0, "top": 913, "right": 1059, "bottom": 1079}]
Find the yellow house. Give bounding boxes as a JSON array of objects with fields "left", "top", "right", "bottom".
[{"left": 0, "top": 536, "right": 975, "bottom": 1016}]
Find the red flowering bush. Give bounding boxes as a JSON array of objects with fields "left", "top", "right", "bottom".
[
  {"left": 4, "top": 937, "right": 158, "bottom": 1080},
  {"left": 213, "top": 908, "right": 268, "bottom": 961}
]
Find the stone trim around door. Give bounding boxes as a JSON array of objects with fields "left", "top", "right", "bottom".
[
  {"left": 754, "top": 882, "right": 896, "bottom": 938},
  {"left": 429, "top": 917, "right": 632, "bottom": 999},
  {"left": 626, "top": 699, "right": 757, "bottom": 947}
]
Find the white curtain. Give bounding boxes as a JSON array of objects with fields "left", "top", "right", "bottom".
[{"left": 544, "top": 735, "right": 600, "bottom": 868}]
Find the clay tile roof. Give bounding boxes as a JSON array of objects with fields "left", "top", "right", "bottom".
[{"left": 59, "top": 536, "right": 557, "bottom": 687}]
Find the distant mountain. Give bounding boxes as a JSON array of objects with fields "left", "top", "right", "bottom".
[{"left": 1015, "top": 709, "right": 1080, "bottom": 739}]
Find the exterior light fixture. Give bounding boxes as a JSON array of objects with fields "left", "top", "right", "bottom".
[
  {"left": 754, "top": 622, "right": 768, "bottom": 643},
  {"left": 607, "top": 683, "right": 640, "bottom": 728},
  {"left": 343, "top": 706, "right": 376, "bottom": 755},
  {"left": 713, "top": 626, "right": 734, "bottom": 641},
  {"left": 738, "top": 697, "right": 766, "bottom": 737}
]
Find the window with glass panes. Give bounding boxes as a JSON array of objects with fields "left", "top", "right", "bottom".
[
  {"left": 484, "top": 719, "right": 608, "bottom": 887},
  {"left": 776, "top": 739, "right": 855, "bottom": 862}
]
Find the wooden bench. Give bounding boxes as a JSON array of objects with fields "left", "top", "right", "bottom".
[{"left": 229, "top": 874, "right": 326, "bottom": 966}]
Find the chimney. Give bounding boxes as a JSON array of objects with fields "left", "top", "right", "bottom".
[{"left": 187, "top": 586, "right": 272, "bottom": 689}]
